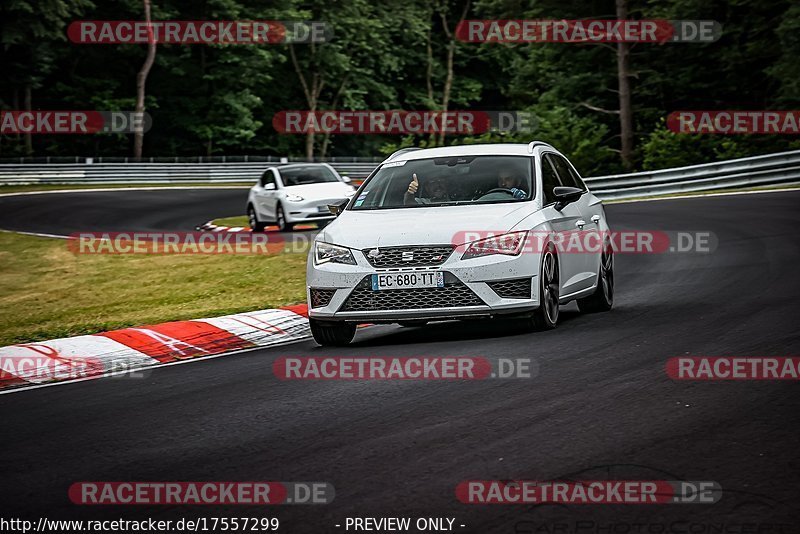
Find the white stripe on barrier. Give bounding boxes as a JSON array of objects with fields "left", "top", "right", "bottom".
[{"left": 198, "top": 309, "right": 310, "bottom": 347}]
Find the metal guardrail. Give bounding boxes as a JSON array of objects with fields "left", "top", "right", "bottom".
[
  {"left": 0, "top": 151, "right": 799, "bottom": 198},
  {"left": 0, "top": 155, "right": 384, "bottom": 164},
  {"left": 0, "top": 161, "right": 379, "bottom": 184},
  {"left": 585, "top": 150, "right": 800, "bottom": 200}
]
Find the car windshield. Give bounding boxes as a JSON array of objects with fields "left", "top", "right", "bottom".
[
  {"left": 280, "top": 166, "right": 340, "bottom": 186},
  {"left": 350, "top": 155, "right": 533, "bottom": 210}
]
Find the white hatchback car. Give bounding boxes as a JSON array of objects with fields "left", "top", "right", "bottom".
[
  {"left": 306, "top": 142, "right": 613, "bottom": 346},
  {"left": 247, "top": 163, "right": 356, "bottom": 232}
]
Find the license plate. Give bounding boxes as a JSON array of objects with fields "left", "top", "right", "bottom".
[{"left": 371, "top": 272, "right": 444, "bottom": 291}]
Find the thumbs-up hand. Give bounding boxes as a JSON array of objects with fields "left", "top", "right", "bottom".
[{"left": 407, "top": 173, "right": 420, "bottom": 195}]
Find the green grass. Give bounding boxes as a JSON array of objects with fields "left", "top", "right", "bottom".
[
  {"left": 0, "top": 231, "right": 307, "bottom": 346},
  {"left": 0, "top": 183, "right": 251, "bottom": 194}
]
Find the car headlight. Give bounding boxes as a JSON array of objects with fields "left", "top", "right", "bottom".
[
  {"left": 314, "top": 242, "right": 357, "bottom": 265},
  {"left": 285, "top": 194, "right": 304, "bottom": 202},
  {"left": 462, "top": 231, "right": 528, "bottom": 260}
]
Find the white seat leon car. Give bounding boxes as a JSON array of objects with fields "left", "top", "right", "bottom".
[
  {"left": 306, "top": 142, "right": 614, "bottom": 346},
  {"left": 247, "top": 163, "right": 356, "bottom": 232}
]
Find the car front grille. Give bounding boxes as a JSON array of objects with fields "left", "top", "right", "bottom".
[
  {"left": 310, "top": 288, "right": 336, "bottom": 308},
  {"left": 340, "top": 274, "right": 484, "bottom": 312},
  {"left": 361, "top": 245, "right": 454, "bottom": 268},
  {"left": 487, "top": 278, "right": 532, "bottom": 299}
]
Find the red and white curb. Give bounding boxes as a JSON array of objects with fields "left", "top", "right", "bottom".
[
  {"left": 196, "top": 221, "right": 317, "bottom": 232},
  {"left": 0, "top": 304, "right": 311, "bottom": 393}
]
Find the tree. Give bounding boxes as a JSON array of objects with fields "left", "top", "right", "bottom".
[
  {"left": 3, "top": 0, "right": 796, "bottom": 167},
  {"left": 0, "top": 0, "right": 93, "bottom": 156},
  {"left": 429, "top": 0, "right": 472, "bottom": 146},
  {"left": 133, "top": 0, "right": 156, "bottom": 160},
  {"left": 615, "top": 0, "right": 634, "bottom": 170},
  {"left": 283, "top": 0, "right": 417, "bottom": 159}
]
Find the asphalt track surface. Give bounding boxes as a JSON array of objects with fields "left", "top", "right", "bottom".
[
  {"left": 1, "top": 190, "right": 799, "bottom": 532},
  {"left": 0, "top": 188, "right": 279, "bottom": 236}
]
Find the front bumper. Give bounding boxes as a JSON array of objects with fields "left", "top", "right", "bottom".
[
  {"left": 284, "top": 198, "right": 348, "bottom": 223},
  {"left": 306, "top": 245, "right": 542, "bottom": 323}
]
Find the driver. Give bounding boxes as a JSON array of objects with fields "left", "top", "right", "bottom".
[
  {"left": 498, "top": 170, "right": 528, "bottom": 199},
  {"left": 404, "top": 173, "right": 450, "bottom": 205}
]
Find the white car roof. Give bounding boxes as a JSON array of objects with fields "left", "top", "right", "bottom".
[
  {"left": 272, "top": 163, "right": 332, "bottom": 170},
  {"left": 384, "top": 142, "right": 556, "bottom": 163}
]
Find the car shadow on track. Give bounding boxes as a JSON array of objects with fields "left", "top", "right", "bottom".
[{"left": 348, "top": 308, "right": 584, "bottom": 348}]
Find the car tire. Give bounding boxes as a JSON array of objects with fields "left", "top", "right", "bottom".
[
  {"left": 529, "top": 244, "right": 560, "bottom": 330},
  {"left": 247, "top": 205, "right": 267, "bottom": 232},
  {"left": 578, "top": 240, "right": 614, "bottom": 313},
  {"left": 398, "top": 320, "right": 428, "bottom": 327},
  {"left": 309, "top": 319, "right": 356, "bottom": 346},
  {"left": 275, "top": 204, "right": 294, "bottom": 232}
]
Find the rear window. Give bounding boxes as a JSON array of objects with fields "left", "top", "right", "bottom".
[{"left": 279, "top": 166, "right": 339, "bottom": 186}]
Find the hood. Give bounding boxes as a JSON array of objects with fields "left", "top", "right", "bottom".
[
  {"left": 321, "top": 203, "right": 534, "bottom": 249},
  {"left": 283, "top": 182, "right": 353, "bottom": 199}
]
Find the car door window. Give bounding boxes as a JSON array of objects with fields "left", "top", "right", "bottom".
[
  {"left": 548, "top": 154, "right": 585, "bottom": 191},
  {"left": 260, "top": 170, "right": 276, "bottom": 188},
  {"left": 540, "top": 155, "right": 563, "bottom": 205},
  {"left": 567, "top": 165, "right": 587, "bottom": 191}
]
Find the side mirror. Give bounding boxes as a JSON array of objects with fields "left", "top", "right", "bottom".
[
  {"left": 264, "top": 183, "right": 276, "bottom": 190},
  {"left": 328, "top": 199, "right": 349, "bottom": 216},
  {"left": 552, "top": 186, "right": 582, "bottom": 211},
  {"left": 341, "top": 176, "right": 352, "bottom": 184}
]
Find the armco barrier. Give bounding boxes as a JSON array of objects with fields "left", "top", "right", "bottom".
[
  {"left": 584, "top": 150, "right": 800, "bottom": 200},
  {"left": 0, "top": 160, "right": 379, "bottom": 185},
  {"left": 1, "top": 151, "right": 799, "bottom": 200}
]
